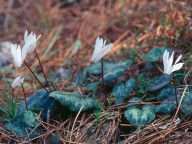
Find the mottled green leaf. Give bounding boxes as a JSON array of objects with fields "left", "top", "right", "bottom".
[
  {"left": 124, "top": 104, "right": 155, "bottom": 125},
  {"left": 113, "top": 78, "right": 136, "bottom": 104},
  {"left": 157, "top": 86, "right": 175, "bottom": 101},
  {"left": 155, "top": 98, "right": 176, "bottom": 114},
  {"left": 147, "top": 74, "right": 171, "bottom": 91},
  {"left": 128, "top": 97, "right": 141, "bottom": 108},
  {"left": 101, "top": 59, "right": 133, "bottom": 83},
  {"left": 145, "top": 47, "right": 172, "bottom": 62},
  {"left": 18, "top": 89, "right": 57, "bottom": 119},
  {"left": 49, "top": 91, "right": 96, "bottom": 112},
  {"left": 103, "top": 68, "right": 125, "bottom": 82},
  {"left": 5, "top": 111, "right": 40, "bottom": 139},
  {"left": 117, "top": 59, "right": 133, "bottom": 68},
  {"left": 86, "top": 61, "right": 116, "bottom": 75}
]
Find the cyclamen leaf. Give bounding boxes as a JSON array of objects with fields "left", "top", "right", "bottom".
[
  {"left": 49, "top": 91, "right": 96, "bottom": 112},
  {"left": 18, "top": 89, "right": 57, "bottom": 119},
  {"left": 103, "top": 68, "right": 125, "bottom": 82},
  {"left": 157, "top": 86, "right": 175, "bottom": 101},
  {"left": 147, "top": 74, "right": 171, "bottom": 91},
  {"left": 113, "top": 78, "right": 136, "bottom": 104},
  {"left": 155, "top": 98, "right": 176, "bottom": 114},
  {"left": 101, "top": 59, "right": 133, "bottom": 83},
  {"left": 5, "top": 111, "right": 41, "bottom": 139},
  {"left": 86, "top": 61, "right": 116, "bottom": 75},
  {"left": 124, "top": 105, "right": 155, "bottom": 125},
  {"left": 145, "top": 47, "right": 173, "bottom": 62},
  {"left": 127, "top": 97, "right": 141, "bottom": 108}
]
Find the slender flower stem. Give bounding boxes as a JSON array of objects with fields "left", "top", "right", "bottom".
[
  {"left": 23, "top": 61, "right": 49, "bottom": 93},
  {"left": 34, "top": 50, "right": 51, "bottom": 92},
  {"left": 21, "top": 83, "right": 28, "bottom": 111},
  {"left": 172, "top": 73, "right": 178, "bottom": 107},
  {"left": 101, "top": 58, "right": 107, "bottom": 101}
]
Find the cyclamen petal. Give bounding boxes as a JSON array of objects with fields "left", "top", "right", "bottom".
[
  {"left": 163, "top": 50, "right": 169, "bottom": 74},
  {"left": 11, "top": 44, "right": 23, "bottom": 67},
  {"left": 91, "top": 37, "right": 113, "bottom": 63},
  {"left": 166, "top": 51, "right": 174, "bottom": 74},
  {"left": 162, "top": 50, "right": 183, "bottom": 75},
  {"left": 101, "top": 43, "right": 113, "bottom": 58},
  {"left": 92, "top": 37, "right": 103, "bottom": 60},
  {"left": 169, "top": 63, "right": 184, "bottom": 74},
  {"left": 11, "top": 76, "right": 24, "bottom": 88},
  {"left": 23, "top": 30, "right": 41, "bottom": 54},
  {"left": 174, "top": 55, "right": 182, "bottom": 65}
]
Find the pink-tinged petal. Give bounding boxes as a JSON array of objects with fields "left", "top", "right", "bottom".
[
  {"left": 11, "top": 44, "right": 23, "bottom": 67},
  {"left": 24, "top": 31, "right": 40, "bottom": 53},
  {"left": 37, "top": 34, "right": 41, "bottom": 40},
  {"left": 92, "top": 50, "right": 103, "bottom": 63},
  {"left": 91, "top": 37, "right": 103, "bottom": 62},
  {"left": 163, "top": 50, "right": 168, "bottom": 73},
  {"left": 101, "top": 43, "right": 113, "bottom": 58},
  {"left": 11, "top": 76, "right": 24, "bottom": 88},
  {"left": 163, "top": 50, "right": 170, "bottom": 74},
  {"left": 166, "top": 51, "right": 174, "bottom": 74},
  {"left": 22, "top": 44, "right": 28, "bottom": 60},
  {"left": 169, "top": 63, "right": 184, "bottom": 74},
  {"left": 16, "top": 45, "right": 23, "bottom": 67},
  {"left": 103, "top": 40, "right": 106, "bottom": 48},
  {"left": 92, "top": 43, "right": 113, "bottom": 63},
  {"left": 24, "top": 30, "right": 28, "bottom": 43},
  {"left": 174, "top": 54, "right": 182, "bottom": 65}
]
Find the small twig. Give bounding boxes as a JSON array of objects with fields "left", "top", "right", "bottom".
[
  {"left": 21, "top": 83, "right": 28, "bottom": 111},
  {"left": 24, "top": 128, "right": 31, "bottom": 144},
  {"left": 34, "top": 50, "right": 51, "bottom": 92},
  {"left": 70, "top": 106, "right": 83, "bottom": 142},
  {"left": 23, "top": 61, "right": 49, "bottom": 93}
]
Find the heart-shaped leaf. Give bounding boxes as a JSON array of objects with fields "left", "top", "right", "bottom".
[
  {"left": 127, "top": 97, "right": 141, "bottom": 108},
  {"left": 155, "top": 98, "right": 176, "bottom": 114},
  {"left": 102, "top": 68, "right": 125, "bottom": 83},
  {"left": 101, "top": 59, "right": 133, "bottom": 83},
  {"left": 18, "top": 89, "right": 57, "bottom": 119},
  {"left": 145, "top": 47, "right": 173, "bottom": 62},
  {"left": 124, "top": 104, "right": 156, "bottom": 125},
  {"left": 113, "top": 78, "right": 136, "bottom": 104},
  {"left": 49, "top": 91, "right": 96, "bottom": 112},
  {"left": 86, "top": 61, "right": 116, "bottom": 75},
  {"left": 147, "top": 74, "right": 171, "bottom": 91},
  {"left": 157, "top": 86, "right": 175, "bottom": 101},
  {"left": 5, "top": 111, "right": 41, "bottom": 139}
]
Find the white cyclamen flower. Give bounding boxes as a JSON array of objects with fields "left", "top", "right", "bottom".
[
  {"left": 11, "top": 76, "right": 24, "bottom": 88},
  {"left": 163, "top": 50, "right": 184, "bottom": 75},
  {"left": 11, "top": 44, "right": 23, "bottom": 67},
  {"left": 22, "top": 30, "right": 41, "bottom": 60},
  {"left": 91, "top": 37, "right": 113, "bottom": 63}
]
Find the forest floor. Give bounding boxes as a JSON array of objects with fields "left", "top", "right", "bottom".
[{"left": 0, "top": 0, "right": 192, "bottom": 143}]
